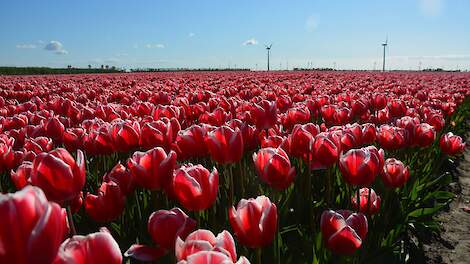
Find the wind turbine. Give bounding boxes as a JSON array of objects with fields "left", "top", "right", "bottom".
[
  {"left": 381, "top": 37, "right": 388, "bottom": 72},
  {"left": 265, "top": 44, "right": 272, "bottom": 71}
]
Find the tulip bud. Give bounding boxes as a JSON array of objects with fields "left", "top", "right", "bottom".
[
  {"left": 253, "top": 147, "right": 296, "bottom": 190},
  {"left": 0, "top": 186, "right": 67, "bottom": 264},
  {"left": 31, "top": 148, "right": 86, "bottom": 203},
  {"left": 440, "top": 132, "right": 465, "bottom": 156},
  {"left": 381, "top": 158, "right": 410, "bottom": 188},
  {"left": 320, "top": 209, "right": 367, "bottom": 255},
  {"left": 53, "top": 228, "right": 122, "bottom": 264},
  {"left": 173, "top": 164, "right": 219, "bottom": 211},
  {"left": 351, "top": 188, "right": 381, "bottom": 215},
  {"left": 229, "top": 196, "right": 277, "bottom": 248}
]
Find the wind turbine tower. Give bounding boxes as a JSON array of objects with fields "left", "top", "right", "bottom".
[
  {"left": 381, "top": 37, "right": 388, "bottom": 72},
  {"left": 265, "top": 44, "right": 272, "bottom": 71}
]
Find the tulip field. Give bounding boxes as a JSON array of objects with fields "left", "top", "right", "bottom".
[{"left": 1, "top": 71, "right": 469, "bottom": 264}]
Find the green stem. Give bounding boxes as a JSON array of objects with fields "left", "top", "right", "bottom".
[
  {"left": 66, "top": 205, "right": 77, "bottom": 236},
  {"left": 134, "top": 191, "right": 143, "bottom": 223},
  {"left": 257, "top": 248, "right": 262, "bottom": 264}
]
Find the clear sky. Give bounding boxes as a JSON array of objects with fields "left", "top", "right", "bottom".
[{"left": 1, "top": 0, "right": 469, "bottom": 70}]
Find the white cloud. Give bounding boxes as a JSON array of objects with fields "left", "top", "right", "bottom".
[
  {"left": 188, "top": 32, "right": 195, "bottom": 38},
  {"left": 44, "top": 41, "right": 68, "bottom": 55},
  {"left": 242, "top": 38, "right": 258, "bottom": 46},
  {"left": 145, "top": 43, "right": 165, "bottom": 48},
  {"left": 16, "top": 44, "right": 37, "bottom": 49},
  {"left": 305, "top": 15, "right": 319, "bottom": 32},
  {"left": 44, "top": 41, "right": 63, "bottom": 51},
  {"left": 418, "top": 0, "right": 444, "bottom": 16}
]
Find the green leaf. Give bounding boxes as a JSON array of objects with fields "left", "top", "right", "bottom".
[{"left": 407, "top": 205, "right": 445, "bottom": 218}]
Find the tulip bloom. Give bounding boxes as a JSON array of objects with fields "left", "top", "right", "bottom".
[
  {"left": 414, "top": 123, "right": 436, "bottom": 147},
  {"left": 177, "top": 251, "right": 251, "bottom": 264},
  {"left": 253, "top": 147, "right": 296, "bottom": 190},
  {"left": 173, "top": 164, "right": 219, "bottom": 211},
  {"left": 63, "top": 127, "right": 86, "bottom": 152},
  {"left": 0, "top": 186, "right": 67, "bottom": 264},
  {"left": 149, "top": 208, "right": 196, "bottom": 250},
  {"left": 45, "top": 116, "right": 65, "bottom": 141},
  {"left": 339, "top": 146, "right": 384, "bottom": 186},
  {"left": 351, "top": 188, "right": 381, "bottom": 215},
  {"left": 229, "top": 196, "right": 277, "bottom": 248},
  {"left": 10, "top": 161, "right": 33, "bottom": 189},
  {"left": 381, "top": 158, "right": 410, "bottom": 188},
  {"left": 31, "top": 148, "right": 86, "bottom": 202},
  {"left": 320, "top": 209, "right": 368, "bottom": 255},
  {"left": 290, "top": 123, "right": 319, "bottom": 159},
  {"left": 103, "top": 162, "right": 135, "bottom": 195},
  {"left": 311, "top": 132, "right": 341, "bottom": 168},
  {"left": 174, "top": 124, "right": 211, "bottom": 160},
  {"left": 85, "top": 181, "right": 126, "bottom": 222},
  {"left": 440, "top": 132, "right": 466, "bottom": 156},
  {"left": 176, "top": 229, "right": 238, "bottom": 262},
  {"left": 127, "top": 147, "right": 177, "bottom": 191},
  {"left": 125, "top": 208, "right": 196, "bottom": 262},
  {"left": 205, "top": 126, "right": 244, "bottom": 164},
  {"left": 53, "top": 228, "right": 122, "bottom": 264},
  {"left": 251, "top": 100, "right": 277, "bottom": 130},
  {"left": 377, "top": 125, "right": 407, "bottom": 150},
  {"left": 111, "top": 121, "right": 140, "bottom": 152}
]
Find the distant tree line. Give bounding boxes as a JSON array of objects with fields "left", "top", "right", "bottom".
[{"left": 0, "top": 67, "right": 124, "bottom": 75}]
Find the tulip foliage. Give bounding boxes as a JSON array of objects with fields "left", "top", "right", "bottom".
[{"left": 0, "top": 71, "right": 469, "bottom": 263}]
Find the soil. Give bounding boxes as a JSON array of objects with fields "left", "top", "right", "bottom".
[{"left": 423, "top": 130, "right": 470, "bottom": 264}]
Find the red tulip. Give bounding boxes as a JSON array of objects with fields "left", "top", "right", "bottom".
[
  {"left": 381, "top": 158, "right": 410, "bottom": 188},
  {"left": 53, "top": 228, "right": 122, "bottom": 264},
  {"left": 439, "top": 132, "right": 465, "bottom": 156},
  {"left": 205, "top": 126, "right": 244, "bottom": 164},
  {"left": 282, "top": 107, "right": 311, "bottom": 130},
  {"left": 377, "top": 125, "right": 407, "bottom": 150},
  {"left": 0, "top": 136, "right": 16, "bottom": 173},
  {"left": 176, "top": 229, "right": 238, "bottom": 262},
  {"left": 174, "top": 124, "right": 211, "bottom": 160},
  {"left": 10, "top": 161, "right": 33, "bottom": 189},
  {"left": 148, "top": 208, "right": 196, "bottom": 250},
  {"left": 414, "top": 123, "right": 436, "bottom": 147},
  {"left": 103, "top": 162, "right": 135, "bottom": 195},
  {"left": 320, "top": 209, "right": 367, "bottom": 255},
  {"left": 31, "top": 148, "right": 86, "bottom": 202},
  {"left": 361, "top": 123, "right": 376, "bottom": 144},
  {"left": 310, "top": 132, "right": 341, "bottom": 168},
  {"left": 111, "top": 121, "right": 140, "bottom": 152},
  {"left": 173, "top": 164, "right": 219, "bottom": 211},
  {"left": 290, "top": 123, "right": 319, "bottom": 158},
  {"left": 63, "top": 127, "right": 86, "bottom": 152},
  {"left": 140, "top": 118, "right": 180, "bottom": 151},
  {"left": 45, "top": 116, "right": 65, "bottom": 141},
  {"left": 351, "top": 188, "right": 381, "bottom": 215},
  {"left": 339, "top": 146, "right": 383, "bottom": 186},
  {"left": 372, "top": 93, "right": 387, "bottom": 110},
  {"left": 253, "top": 147, "right": 296, "bottom": 190},
  {"left": 127, "top": 147, "right": 176, "bottom": 191},
  {"left": 23, "top": 136, "right": 54, "bottom": 154},
  {"left": 85, "top": 181, "right": 125, "bottom": 222},
  {"left": 388, "top": 99, "right": 406, "bottom": 117},
  {"left": 229, "top": 196, "right": 277, "bottom": 248},
  {"left": 0, "top": 186, "right": 67, "bottom": 264},
  {"left": 251, "top": 100, "right": 277, "bottom": 130},
  {"left": 177, "top": 251, "right": 251, "bottom": 264}
]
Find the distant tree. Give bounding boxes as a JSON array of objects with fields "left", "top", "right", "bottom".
[
  {"left": 88, "top": 64, "right": 92, "bottom": 69},
  {"left": 105, "top": 65, "right": 109, "bottom": 69},
  {"left": 101, "top": 65, "right": 104, "bottom": 69}
]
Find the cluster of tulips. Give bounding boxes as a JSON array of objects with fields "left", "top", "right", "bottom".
[{"left": 0, "top": 71, "right": 468, "bottom": 263}]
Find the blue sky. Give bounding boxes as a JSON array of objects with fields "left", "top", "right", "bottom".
[{"left": 1, "top": 0, "right": 469, "bottom": 70}]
